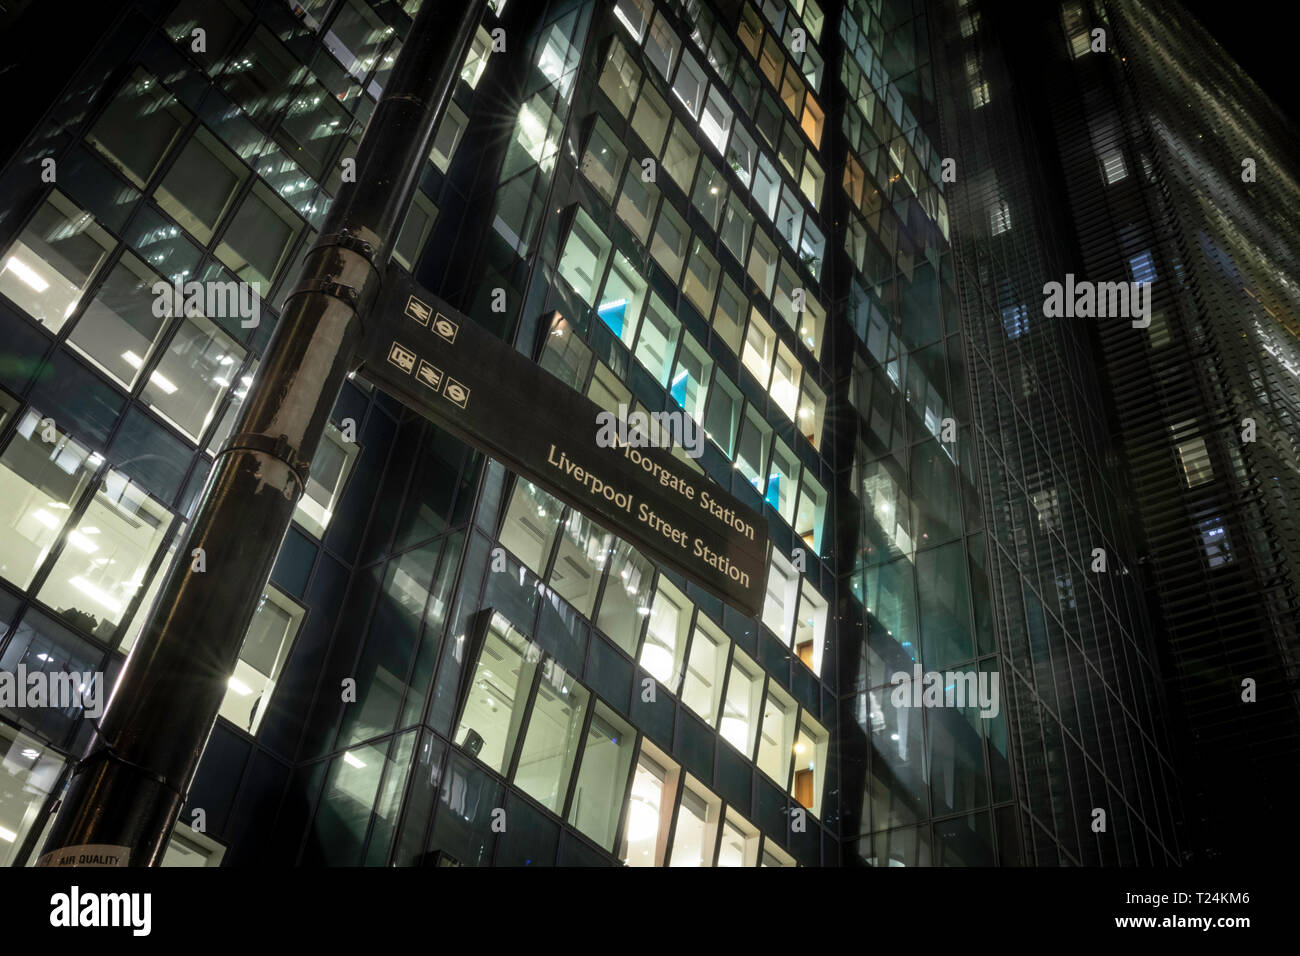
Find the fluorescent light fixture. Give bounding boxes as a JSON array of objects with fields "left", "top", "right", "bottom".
[
  {"left": 227, "top": 676, "right": 253, "bottom": 696},
  {"left": 149, "top": 370, "right": 178, "bottom": 394},
  {"left": 21, "top": 749, "right": 40, "bottom": 759},
  {"left": 32, "top": 508, "right": 60, "bottom": 529},
  {"left": 342, "top": 751, "right": 367, "bottom": 769},
  {"left": 0, "top": 826, "right": 16, "bottom": 844},
  {"left": 5, "top": 256, "right": 48, "bottom": 292},
  {"left": 122, "top": 351, "right": 144, "bottom": 369},
  {"left": 67, "top": 531, "right": 99, "bottom": 553}
]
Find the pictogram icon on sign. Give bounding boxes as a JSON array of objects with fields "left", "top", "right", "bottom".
[
  {"left": 387, "top": 342, "right": 417, "bottom": 373},
  {"left": 443, "top": 377, "right": 470, "bottom": 408},
  {"left": 405, "top": 295, "right": 432, "bottom": 325},
  {"left": 433, "top": 313, "right": 459, "bottom": 344},
  {"left": 416, "top": 359, "right": 443, "bottom": 391}
]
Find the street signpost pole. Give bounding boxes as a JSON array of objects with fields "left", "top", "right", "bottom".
[{"left": 36, "top": 0, "right": 489, "bottom": 867}]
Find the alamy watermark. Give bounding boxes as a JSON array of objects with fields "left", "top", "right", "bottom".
[
  {"left": 890, "top": 664, "right": 1000, "bottom": 719},
  {"left": 151, "top": 278, "right": 260, "bottom": 328},
  {"left": 595, "top": 403, "right": 704, "bottom": 459},
  {"left": 1043, "top": 273, "right": 1151, "bottom": 328},
  {"left": 0, "top": 666, "right": 104, "bottom": 719}
]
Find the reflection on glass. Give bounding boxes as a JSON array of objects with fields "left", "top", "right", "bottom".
[
  {"left": 669, "top": 776, "right": 721, "bottom": 866},
  {"left": 619, "top": 743, "right": 678, "bottom": 866},
  {"left": 217, "top": 587, "right": 304, "bottom": 735},
  {"left": 514, "top": 664, "right": 588, "bottom": 812},
  {"left": 567, "top": 703, "right": 635, "bottom": 851},
  {"left": 454, "top": 615, "right": 534, "bottom": 774},
  {"left": 719, "top": 649, "right": 763, "bottom": 755}
]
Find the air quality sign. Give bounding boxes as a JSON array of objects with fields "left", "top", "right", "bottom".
[{"left": 359, "top": 266, "right": 769, "bottom": 616}]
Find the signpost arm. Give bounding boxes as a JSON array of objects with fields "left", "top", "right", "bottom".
[{"left": 37, "top": 0, "right": 490, "bottom": 867}]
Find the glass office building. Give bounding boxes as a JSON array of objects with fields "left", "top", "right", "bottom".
[{"left": 0, "top": 0, "right": 1237, "bottom": 867}]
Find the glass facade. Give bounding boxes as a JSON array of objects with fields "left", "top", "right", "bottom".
[{"left": 4, "top": 0, "right": 1277, "bottom": 869}]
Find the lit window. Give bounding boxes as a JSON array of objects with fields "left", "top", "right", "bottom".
[
  {"left": 0, "top": 192, "right": 114, "bottom": 334},
  {"left": 514, "top": 662, "right": 588, "bottom": 812},
  {"left": 644, "top": 10, "right": 681, "bottom": 80},
  {"left": 1172, "top": 425, "right": 1213, "bottom": 487},
  {"left": 217, "top": 586, "right": 305, "bottom": 735},
  {"left": 703, "top": 370, "right": 742, "bottom": 458},
  {"left": 67, "top": 252, "right": 170, "bottom": 390},
  {"left": 1100, "top": 147, "right": 1127, "bottom": 184},
  {"left": 668, "top": 776, "right": 721, "bottom": 866},
  {"left": 596, "top": 537, "right": 653, "bottom": 654},
  {"left": 598, "top": 39, "right": 641, "bottom": 117},
  {"left": 295, "top": 421, "right": 357, "bottom": 538},
  {"left": 682, "top": 239, "right": 720, "bottom": 317},
  {"left": 797, "top": 377, "right": 827, "bottom": 449},
  {"left": 614, "top": 0, "right": 652, "bottom": 42},
  {"left": 762, "top": 550, "right": 799, "bottom": 643},
  {"left": 631, "top": 82, "right": 672, "bottom": 154},
  {"left": 735, "top": 405, "right": 772, "bottom": 494},
  {"left": 682, "top": 613, "right": 729, "bottom": 722},
  {"left": 718, "top": 648, "right": 763, "bottom": 756},
  {"left": 989, "top": 199, "right": 1011, "bottom": 235},
  {"left": 597, "top": 252, "right": 648, "bottom": 347},
  {"left": 747, "top": 231, "right": 779, "bottom": 297},
  {"left": 454, "top": 613, "right": 533, "bottom": 773},
  {"left": 770, "top": 341, "right": 802, "bottom": 420},
  {"left": 557, "top": 210, "right": 611, "bottom": 305},
  {"left": 580, "top": 117, "right": 628, "bottom": 204},
  {"left": 1197, "top": 515, "right": 1232, "bottom": 568},
  {"left": 430, "top": 102, "right": 469, "bottom": 173},
  {"left": 692, "top": 158, "right": 728, "bottom": 230},
  {"left": 741, "top": 309, "right": 776, "bottom": 387},
  {"left": 793, "top": 581, "right": 828, "bottom": 677},
  {"left": 87, "top": 68, "right": 190, "bottom": 189},
  {"left": 0, "top": 723, "right": 63, "bottom": 866},
  {"left": 795, "top": 473, "right": 827, "bottom": 554},
  {"left": 662, "top": 118, "right": 700, "bottom": 193},
  {"left": 615, "top": 163, "right": 661, "bottom": 244},
  {"left": 756, "top": 681, "right": 797, "bottom": 785},
  {"left": 620, "top": 742, "right": 679, "bottom": 866},
  {"left": 639, "top": 577, "right": 690, "bottom": 689},
  {"left": 650, "top": 202, "right": 690, "bottom": 280},
  {"left": 717, "top": 809, "right": 760, "bottom": 866},
  {"left": 144, "top": 313, "right": 246, "bottom": 443},
  {"left": 633, "top": 293, "right": 681, "bottom": 387},
  {"left": 672, "top": 53, "right": 707, "bottom": 118},
  {"left": 37, "top": 471, "right": 171, "bottom": 640},
  {"left": 1129, "top": 250, "right": 1157, "bottom": 284},
  {"left": 567, "top": 703, "right": 636, "bottom": 851},
  {"left": 1002, "top": 303, "right": 1028, "bottom": 339},
  {"left": 700, "top": 85, "right": 734, "bottom": 155},
  {"left": 760, "top": 841, "right": 796, "bottom": 866},
  {"left": 726, "top": 125, "right": 758, "bottom": 190},
  {"left": 768, "top": 438, "right": 800, "bottom": 522},
  {"left": 461, "top": 26, "right": 493, "bottom": 88},
  {"left": 711, "top": 273, "right": 746, "bottom": 353}
]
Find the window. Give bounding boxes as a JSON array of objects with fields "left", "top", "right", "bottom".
[
  {"left": 597, "top": 252, "right": 648, "bottom": 346},
  {"left": 644, "top": 11, "right": 681, "bottom": 80},
  {"left": 703, "top": 370, "right": 742, "bottom": 458},
  {"left": 759, "top": 33, "right": 783, "bottom": 86},
  {"left": 67, "top": 252, "right": 170, "bottom": 390},
  {"left": 800, "top": 153, "right": 825, "bottom": 207},
  {"left": 155, "top": 127, "right": 247, "bottom": 245},
  {"left": 735, "top": 405, "right": 772, "bottom": 494},
  {"left": 711, "top": 273, "right": 746, "bottom": 353},
  {"left": 692, "top": 158, "right": 728, "bottom": 230},
  {"left": 776, "top": 186, "right": 802, "bottom": 249},
  {"left": 719, "top": 648, "right": 763, "bottom": 755},
  {"left": 1100, "top": 147, "right": 1127, "bottom": 184},
  {"left": 598, "top": 39, "right": 641, "bottom": 117},
  {"left": 798, "top": 218, "right": 825, "bottom": 277},
  {"left": 760, "top": 841, "right": 795, "bottom": 867},
  {"left": 580, "top": 117, "right": 627, "bottom": 204},
  {"left": 672, "top": 53, "right": 707, "bottom": 118},
  {"left": 214, "top": 182, "right": 300, "bottom": 290},
  {"left": 682, "top": 613, "right": 728, "bottom": 722},
  {"left": 614, "top": 0, "right": 652, "bottom": 42},
  {"left": 631, "top": 83, "right": 672, "bottom": 155},
  {"left": 431, "top": 102, "right": 469, "bottom": 173},
  {"left": 738, "top": 4, "right": 763, "bottom": 57},
  {"left": 548, "top": 509, "right": 611, "bottom": 618},
  {"left": 792, "top": 713, "right": 828, "bottom": 816},
  {"left": 568, "top": 703, "right": 636, "bottom": 851},
  {"left": 0, "top": 192, "right": 114, "bottom": 333},
  {"left": 461, "top": 25, "right": 493, "bottom": 88},
  {"left": 620, "top": 741, "right": 679, "bottom": 865},
  {"left": 1129, "top": 251, "right": 1157, "bottom": 284},
  {"left": 596, "top": 539, "right": 653, "bottom": 653},
  {"left": 793, "top": 580, "right": 827, "bottom": 675},
  {"left": 801, "top": 96, "right": 824, "bottom": 148},
  {"left": 720, "top": 194, "right": 752, "bottom": 264},
  {"left": 747, "top": 231, "right": 779, "bottom": 297},
  {"left": 217, "top": 586, "right": 305, "bottom": 735},
  {"left": 499, "top": 480, "right": 562, "bottom": 577},
  {"left": 670, "top": 334, "right": 712, "bottom": 425},
  {"left": 87, "top": 69, "right": 190, "bottom": 189},
  {"left": 795, "top": 472, "right": 827, "bottom": 553},
  {"left": 557, "top": 210, "right": 611, "bottom": 305},
  {"left": 502, "top": 92, "right": 563, "bottom": 179},
  {"left": 0, "top": 722, "right": 63, "bottom": 865},
  {"left": 762, "top": 550, "right": 799, "bottom": 642},
  {"left": 144, "top": 313, "right": 245, "bottom": 443},
  {"left": 752, "top": 154, "right": 781, "bottom": 219},
  {"left": 717, "top": 808, "right": 760, "bottom": 865},
  {"left": 0, "top": 412, "right": 97, "bottom": 591},
  {"left": 454, "top": 614, "right": 533, "bottom": 773},
  {"left": 295, "top": 421, "right": 357, "bottom": 538},
  {"left": 36, "top": 471, "right": 171, "bottom": 642},
  {"left": 1174, "top": 427, "right": 1214, "bottom": 487},
  {"left": 700, "top": 85, "right": 734, "bottom": 154},
  {"left": 392, "top": 192, "right": 437, "bottom": 271},
  {"left": 726, "top": 125, "right": 758, "bottom": 189},
  {"left": 799, "top": 295, "right": 826, "bottom": 357},
  {"left": 1197, "top": 515, "right": 1232, "bottom": 568},
  {"left": 669, "top": 776, "right": 721, "bottom": 866},
  {"left": 682, "top": 239, "right": 719, "bottom": 317},
  {"left": 768, "top": 437, "right": 799, "bottom": 522},
  {"left": 770, "top": 341, "right": 802, "bottom": 420},
  {"left": 119, "top": 520, "right": 183, "bottom": 653},
  {"left": 780, "top": 64, "right": 806, "bottom": 118},
  {"left": 742, "top": 309, "right": 775, "bottom": 386},
  {"left": 633, "top": 294, "right": 681, "bottom": 386},
  {"left": 639, "top": 578, "right": 690, "bottom": 689},
  {"left": 514, "top": 662, "right": 589, "bottom": 812},
  {"left": 989, "top": 199, "right": 1011, "bottom": 236},
  {"left": 650, "top": 199, "right": 689, "bottom": 282},
  {"left": 756, "top": 681, "right": 796, "bottom": 785},
  {"left": 616, "top": 163, "right": 661, "bottom": 244},
  {"left": 662, "top": 119, "right": 700, "bottom": 193}
]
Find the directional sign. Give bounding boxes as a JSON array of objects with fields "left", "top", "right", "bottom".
[{"left": 358, "top": 265, "right": 770, "bottom": 616}]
